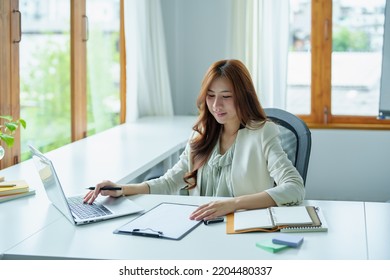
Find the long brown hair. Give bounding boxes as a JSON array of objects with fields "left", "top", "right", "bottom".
[{"left": 184, "top": 59, "right": 267, "bottom": 189}]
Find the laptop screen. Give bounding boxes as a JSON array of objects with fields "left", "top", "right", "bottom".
[{"left": 30, "top": 146, "right": 75, "bottom": 223}]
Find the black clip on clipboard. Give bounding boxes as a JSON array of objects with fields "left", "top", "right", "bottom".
[
  {"left": 113, "top": 202, "right": 203, "bottom": 240},
  {"left": 131, "top": 228, "right": 164, "bottom": 238}
]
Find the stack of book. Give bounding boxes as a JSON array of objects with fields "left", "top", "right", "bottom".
[{"left": 0, "top": 179, "right": 36, "bottom": 203}]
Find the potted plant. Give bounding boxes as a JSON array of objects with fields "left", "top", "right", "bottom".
[{"left": 0, "top": 115, "right": 26, "bottom": 160}]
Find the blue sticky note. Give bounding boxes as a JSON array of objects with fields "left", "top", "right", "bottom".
[{"left": 272, "top": 234, "right": 304, "bottom": 248}]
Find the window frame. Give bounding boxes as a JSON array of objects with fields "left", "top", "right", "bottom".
[
  {"left": 0, "top": 0, "right": 21, "bottom": 169},
  {"left": 298, "top": 0, "right": 390, "bottom": 130},
  {"left": 71, "top": 0, "right": 87, "bottom": 141}
]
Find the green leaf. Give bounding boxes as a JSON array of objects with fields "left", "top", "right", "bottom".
[
  {"left": 5, "top": 122, "right": 18, "bottom": 132},
  {"left": 19, "top": 119, "right": 27, "bottom": 129},
  {"left": 0, "top": 134, "right": 14, "bottom": 147}
]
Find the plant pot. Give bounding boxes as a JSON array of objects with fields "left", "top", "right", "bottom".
[{"left": 0, "top": 145, "right": 4, "bottom": 160}]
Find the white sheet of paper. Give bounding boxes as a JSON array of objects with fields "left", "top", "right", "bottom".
[
  {"left": 271, "top": 206, "right": 312, "bottom": 226},
  {"left": 234, "top": 208, "right": 274, "bottom": 231}
]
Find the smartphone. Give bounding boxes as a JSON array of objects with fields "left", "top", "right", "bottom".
[{"left": 203, "top": 217, "right": 224, "bottom": 225}]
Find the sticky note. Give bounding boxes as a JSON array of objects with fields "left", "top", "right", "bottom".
[
  {"left": 256, "top": 239, "right": 289, "bottom": 253},
  {"left": 272, "top": 234, "right": 304, "bottom": 248}
]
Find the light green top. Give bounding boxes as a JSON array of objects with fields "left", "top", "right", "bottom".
[{"left": 199, "top": 141, "right": 235, "bottom": 197}]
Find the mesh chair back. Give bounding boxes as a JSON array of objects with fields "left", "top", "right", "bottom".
[{"left": 264, "top": 108, "right": 312, "bottom": 184}]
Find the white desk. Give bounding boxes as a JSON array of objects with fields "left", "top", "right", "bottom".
[
  {"left": 0, "top": 160, "right": 63, "bottom": 257},
  {"left": 0, "top": 116, "right": 196, "bottom": 258},
  {"left": 365, "top": 202, "right": 390, "bottom": 260},
  {"left": 0, "top": 115, "right": 386, "bottom": 260},
  {"left": 38, "top": 116, "right": 196, "bottom": 194},
  {"left": 3, "top": 195, "right": 368, "bottom": 260},
  {"left": 0, "top": 184, "right": 61, "bottom": 257}
]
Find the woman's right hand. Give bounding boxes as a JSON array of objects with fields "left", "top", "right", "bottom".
[{"left": 83, "top": 180, "right": 123, "bottom": 204}]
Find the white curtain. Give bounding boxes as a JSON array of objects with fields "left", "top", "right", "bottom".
[
  {"left": 231, "top": 0, "right": 290, "bottom": 109},
  {"left": 124, "top": 0, "right": 174, "bottom": 122}
]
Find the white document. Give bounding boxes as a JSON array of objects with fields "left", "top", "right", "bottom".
[
  {"left": 115, "top": 203, "right": 202, "bottom": 240},
  {"left": 234, "top": 209, "right": 274, "bottom": 231},
  {"left": 270, "top": 206, "right": 312, "bottom": 226}
]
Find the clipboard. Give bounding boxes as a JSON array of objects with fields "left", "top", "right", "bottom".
[{"left": 114, "top": 202, "right": 203, "bottom": 240}]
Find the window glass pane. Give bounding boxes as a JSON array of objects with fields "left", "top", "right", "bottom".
[
  {"left": 287, "top": 0, "right": 311, "bottom": 115},
  {"left": 332, "top": 0, "right": 386, "bottom": 116},
  {"left": 20, "top": 0, "right": 71, "bottom": 160},
  {"left": 86, "top": 0, "right": 120, "bottom": 136}
]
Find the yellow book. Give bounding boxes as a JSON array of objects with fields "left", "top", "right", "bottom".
[
  {"left": 0, "top": 189, "right": 36, "bottom": 203},
  {"left": 0, "top": 180, "right": 29, "bottom": 196}
]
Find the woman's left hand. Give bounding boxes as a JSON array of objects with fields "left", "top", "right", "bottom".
[{"left": 190, "top": 199, "right": 236, "bottom": 221}]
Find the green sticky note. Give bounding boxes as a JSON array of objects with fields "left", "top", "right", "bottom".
[{"left": 256, "top": 239, "right": 289, "bottom": 253}]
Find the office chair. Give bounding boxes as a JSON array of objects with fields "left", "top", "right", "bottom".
[{"left": 264, "top": 108, "right": 312, "bottom": 184}]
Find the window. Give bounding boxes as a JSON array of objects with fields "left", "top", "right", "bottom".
[
  {"left": 287, "top": 0, "right": 390, "bottom": 128},
  {"left": 20, "top": 0, "right": 121, "bottom": 158},
  {"left": 20, "top": 0, "right": 72, "bottom": 158},
  {"left": 331, "top": 1, "right": 385, "bottom": 116},
  {"left": 86, "top": 0, "right": 121, "bottom": 136},
  {"left": 287, "top": 0, "right": 312, "bottom": 115},
  {"left": 0, "top": 0, "right": 125, "bottom": 169}
]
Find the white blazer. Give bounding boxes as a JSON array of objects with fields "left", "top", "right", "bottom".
[{"left": 147, "top": 121, "right": 305, "bottom": 206}]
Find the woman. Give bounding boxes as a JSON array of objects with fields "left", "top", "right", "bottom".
[{"left": 84, "top": 59, "right": 305, "bottom": 221}]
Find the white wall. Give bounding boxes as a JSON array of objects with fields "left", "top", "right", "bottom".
[
  {"left": 161, "top": 0, "right": 390, "bottom": 202},
  {"left": 161, "top": 0, "right": 233, "bottom": 115},
  {"left": 306, "top": 129, "right": 390, "bottom": 202}
]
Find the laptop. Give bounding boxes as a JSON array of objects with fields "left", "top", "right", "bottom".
[{"left": 29, "top": 145, "right": 144, "bottom": 225}]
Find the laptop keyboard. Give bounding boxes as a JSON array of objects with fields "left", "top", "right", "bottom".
[{"left": 68, "top": 196, "right": 112, "bottom": 219}]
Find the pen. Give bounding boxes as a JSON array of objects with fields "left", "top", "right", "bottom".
[
  {"left": 86, "top": 186, "right": 122, "bottom": 191},
  {"left": 0, "top": 184, "right": 17, "bottom": 188}
]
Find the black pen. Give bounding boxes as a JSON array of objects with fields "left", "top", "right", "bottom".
[{"left": 86, "top": 186, "right": 122, "bottom": 191}]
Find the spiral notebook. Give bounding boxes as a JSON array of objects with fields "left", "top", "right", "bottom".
[
  {"left": 280, "top": 207, "right": 328, "bottom": 233},
  {"left": 227, "top": 206, "right": 328, "bottom": 233}
]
